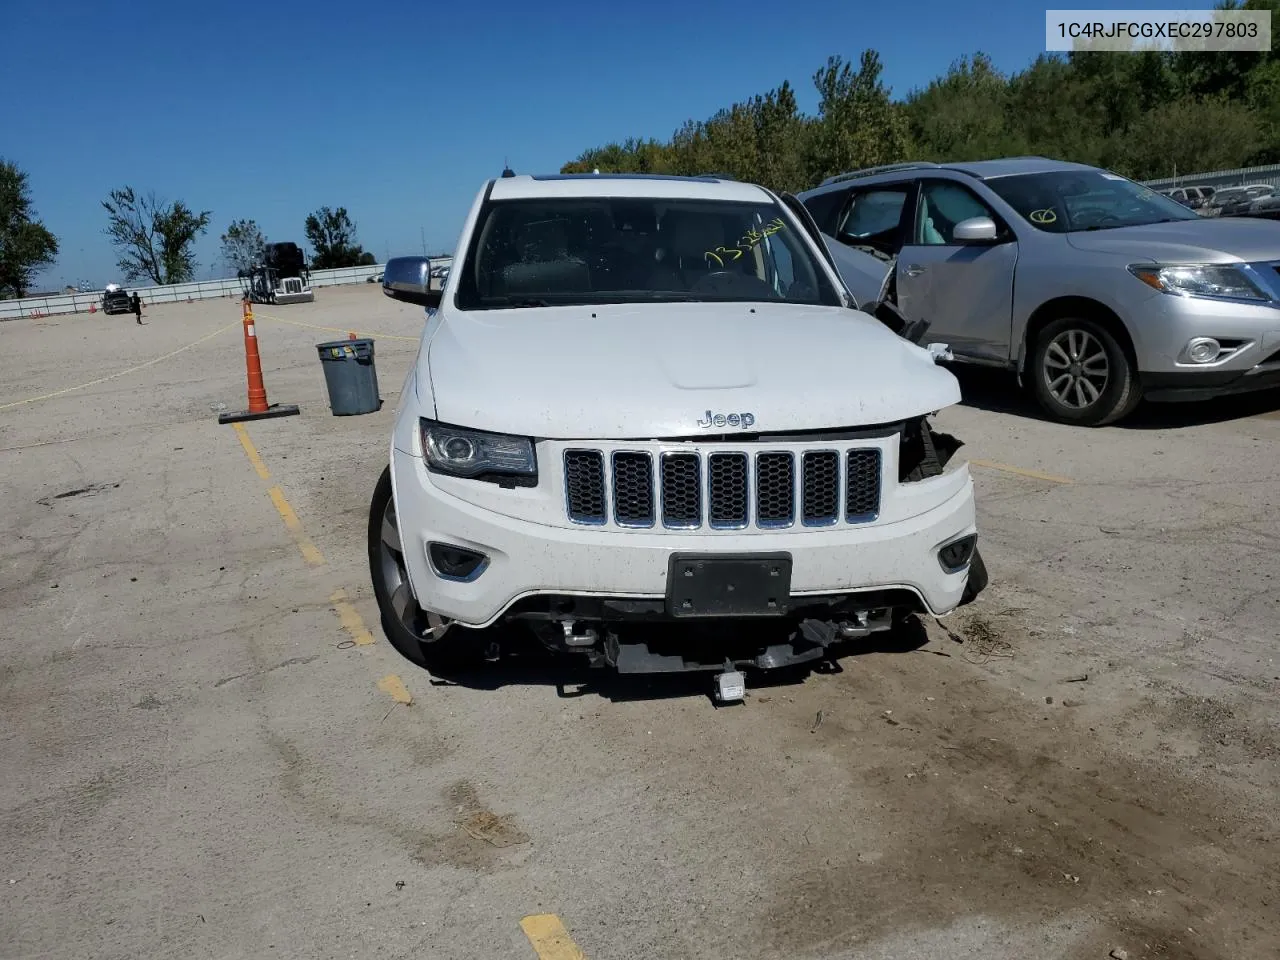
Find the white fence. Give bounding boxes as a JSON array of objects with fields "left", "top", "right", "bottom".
[
  {"left": 1142, "top": 163, "right": 1280, "bottom": 191},
  {"left": 0, "top": 259, "right": 452, "bottom": 322}
]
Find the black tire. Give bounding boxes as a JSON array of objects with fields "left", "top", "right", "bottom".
[
  {"left": 959, "top": 547, "right": 988, "bottom": 606},
  {"left": 1029, "top": 315, "right": 1142, "bottom": 426},
  {"left": 367, "top": 464, "right": 483, "bottom": 670}
]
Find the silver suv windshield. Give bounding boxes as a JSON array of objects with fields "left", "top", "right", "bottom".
[
  {"left": 453, "top": 197, "right": 843, "bottom": 310},
  {"left": 985, "top": 170, "right": 1201, "bottom": 233}
]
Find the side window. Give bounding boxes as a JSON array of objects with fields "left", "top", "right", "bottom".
[
  {"left": 835, "top": 186, "right": 911, "bottom": 256},
  {"left": 912, "top": 180, "right": 1004, "bottom": 246},
  {"left": 799, "top": 188, "right": 848, "bottom": 236}
]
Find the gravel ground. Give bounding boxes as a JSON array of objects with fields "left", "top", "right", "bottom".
[{"left": 2, "top": 287, "right": 1278, "bottom": 960}]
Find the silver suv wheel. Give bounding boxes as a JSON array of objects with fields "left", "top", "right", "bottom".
[{"left": 1043, "top": 329, "right": 1110, "bottom": 409}]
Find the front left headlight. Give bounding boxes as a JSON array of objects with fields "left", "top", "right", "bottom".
[
  {"left": 1128, "top": 263, "right": 1268, "bottom": 302},
  {"left": 420, "top": 419, "right": 537, "bottom": 485}
]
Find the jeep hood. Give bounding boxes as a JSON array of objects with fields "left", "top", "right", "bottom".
[
  {"left": 422, "top": 302, "right": 959, "bottom": 439},
  {"left": 1064, "top": 217, "right": 1280, "bottom": 264}
]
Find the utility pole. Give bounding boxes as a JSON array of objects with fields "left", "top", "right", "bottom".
[{"left": 420, "top": 227, "right": 427, "bottom": 257}]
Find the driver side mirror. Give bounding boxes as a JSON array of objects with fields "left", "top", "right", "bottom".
[
  {"left": 953, "top": 216, "right": 999, "bottom": 244},
  {"left": 382, "top": 256, "right": 443, "bottom": 309}
]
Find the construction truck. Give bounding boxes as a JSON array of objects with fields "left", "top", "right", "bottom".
[{"left": 239, "top": 242, "right": 315, "bottom": 305}]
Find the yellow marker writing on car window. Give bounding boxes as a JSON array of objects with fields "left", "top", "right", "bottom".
[
  {"left": 1029, "top": 208, "right": 1057, "bottom": 224},
  {"left": 706, "top": 219, "right": 787, "bottom": 265}
]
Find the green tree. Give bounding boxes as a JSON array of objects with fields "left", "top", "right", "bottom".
[
  {"left": 905, "top": 53, "right": 1022, "bottom": 162},
  {"left": 558, "top": 37, "right": 1280, "bottom": 194},
  {"left": 102, "top": 187, "right": 212, "bottom": 284},
  {"left": 0, "top": 158, "right": 59, "bottom": 298},
  {"left": 220, "top": 218, "right": 266, "bottom": 275},
  {"left": 1110, "top": 95, "right": 1261, "bottom": 178},
  {"left": 1006, "top": 54, "right": 1106, "bottom": 167},
  {"left": 806, "top": 51, "right": 909, "bottom": 185},
  {"left": 304, "top": 206, "right": 371, "bottom": 269}
]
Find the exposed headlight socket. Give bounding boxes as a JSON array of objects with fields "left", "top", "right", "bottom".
[{"left": 937, "top": 533, "right": 977, "bottom": 574}]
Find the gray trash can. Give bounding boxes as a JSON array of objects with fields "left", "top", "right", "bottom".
[{"left": 316, "top": 338, "right": 381, "bottom": 415}]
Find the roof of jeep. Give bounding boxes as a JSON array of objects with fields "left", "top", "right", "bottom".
[{"left": 487, "top": 173, "right": 774, "bottom": 203}]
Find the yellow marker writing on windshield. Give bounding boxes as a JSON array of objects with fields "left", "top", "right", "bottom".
[{"left": 706, "top": 217, "right": 787, "bottom": 265}]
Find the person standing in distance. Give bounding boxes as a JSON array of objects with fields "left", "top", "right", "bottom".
[{"left": 130, "top": 291, "right": 142, "bottom": 325}]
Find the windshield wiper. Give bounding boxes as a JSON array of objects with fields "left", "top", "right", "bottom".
[{"left": 487, "top": 297, "right": 551, "bottom": 307}]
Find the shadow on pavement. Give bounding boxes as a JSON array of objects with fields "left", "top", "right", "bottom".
[
  {"left": 409, "top": 615, "right": 933, "bottom": 704},
  {"left": 950, "top": 365, "right": 1280, "bottom": 429}
]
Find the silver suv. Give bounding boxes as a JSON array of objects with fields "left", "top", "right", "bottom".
[{"left": 797, "top": 158, "right": 1280, "bottom": 425}]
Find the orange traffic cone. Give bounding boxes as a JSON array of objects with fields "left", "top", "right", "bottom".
[{"left": 218, "top": 299, "right": 300, "bottom": 423}]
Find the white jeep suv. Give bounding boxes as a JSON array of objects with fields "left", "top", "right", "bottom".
[{"left": 367, "top": 172, "right": 985, "bottom": 690}]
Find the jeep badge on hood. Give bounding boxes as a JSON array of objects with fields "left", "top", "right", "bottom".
[{"left": 697, "top": 410, "right": 755, "bottom": 429}]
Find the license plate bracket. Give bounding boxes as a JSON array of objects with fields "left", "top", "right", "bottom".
[{"left": 665, "top": 553, "right": 793, "bottom": 618}]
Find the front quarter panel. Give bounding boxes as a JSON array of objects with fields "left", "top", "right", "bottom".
[{"left": 1008, "top": 232, "right": 1162, "bottom": 370}]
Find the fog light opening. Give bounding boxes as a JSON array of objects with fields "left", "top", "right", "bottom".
[
  {"left": 427, "top": 542, "right": 489, "bottom": 582},
  {"left": 938, "top": 533, "right": 977, "bottom": 574},
  {"left": 1185, "top": 337, "right": 1221, "bottom": 364}
]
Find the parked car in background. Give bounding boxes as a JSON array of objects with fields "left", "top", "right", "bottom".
[
  {"left": 1161, "top": 184, "right": 1215, "bottom": 210},
  {"left": 1245, "top": 194, "right": 1280, "bottom": 220},
  {"left": 798, "top": 157, "right": 1280, "bottom": 426},
  {"left": 1205, "top": 184, "right": 1276, "bottom": 218},
  {"left": 101, "top": 283, "right": 132, "bottom": 315}
]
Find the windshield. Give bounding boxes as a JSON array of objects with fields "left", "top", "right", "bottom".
[
  {"left": 985, "top": 170, "right": 1201, "bottom": 233},
  {"left": 453, "top": 197, "right": 842, "bottom": 309}
]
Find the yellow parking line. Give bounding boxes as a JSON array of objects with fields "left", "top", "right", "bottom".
[
  {"left": 228, "top": 425, "right": 387, "bottom": 664},
  {"left": 968, "top": 458, "right": 1074, "bottom": 485},
  {"left": 232, "top": 423, "right": 272, "bottom": 480},
  {"left": 377, "top": 674, "right": 413, "bottom": 704},
  {"left": 254, "top": 310, "right": 420, "bottom": 342},
  {"left": 267, "top": 485, "right": 326, "bottom": 566},
  {"left": 520, "top": 915, "right": 587, "bottom": 960},
  {"left": 331, "top": 589, "right": 375, "bottom": 646},
  {"left": 0, "top": 320, "right": 238, "bottom": 411}
]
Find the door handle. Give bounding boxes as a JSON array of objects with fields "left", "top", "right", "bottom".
[{"left": 903, "top": 264, "right": 926, "bottom": 277}]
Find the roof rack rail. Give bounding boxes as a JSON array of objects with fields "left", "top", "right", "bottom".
[
  {"left": 819, "top": 162, "right": 941, "bottom": 187},
  {"left": 694, "top": 171, "right": 736, "bottom": 180}
]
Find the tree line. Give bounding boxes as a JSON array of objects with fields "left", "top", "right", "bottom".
[
  {"left": 1, "top": 158, "right": 377, "bottom": 298},
  {"left": 560, "top": 4, "right": 1279, "bottom": 191}
]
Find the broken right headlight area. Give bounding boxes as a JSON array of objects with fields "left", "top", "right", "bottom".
[{"left": 897, "top": 416, "right": 965, "bottom": 483}]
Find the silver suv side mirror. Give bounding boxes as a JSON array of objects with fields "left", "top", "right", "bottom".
[
  {"left": 953, "top": 216, "right": 998, "bottom": 244},
  {"left": 382, "top": 256, "right": 443, "bottom": 309}
]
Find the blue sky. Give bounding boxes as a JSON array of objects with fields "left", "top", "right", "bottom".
[{"left": 3, "top": 0, "right": 1190, "bottom": 290}]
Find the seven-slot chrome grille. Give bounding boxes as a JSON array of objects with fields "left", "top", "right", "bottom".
[{"left": 563, "top": 447, "right": 882, "bottom": 529}]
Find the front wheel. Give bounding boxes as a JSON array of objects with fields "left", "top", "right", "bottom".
[
  {"left": 367, "top": 465, "right": 482, "bottom": 669},
  {"left": 1029, "top": 316, "right": 1141, "bottom": 426}
]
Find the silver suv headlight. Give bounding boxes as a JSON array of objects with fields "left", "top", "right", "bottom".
[
  {"left": 1128, "top": 263, "right": 1268, "bottom": 302},
  {"left": 420, "top": 419, "right": 537, "bottom": 485}
]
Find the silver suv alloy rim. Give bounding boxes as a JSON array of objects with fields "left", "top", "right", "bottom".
[{"left": 1044, "top": 328, "right": 1109, "bottom": 409}]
